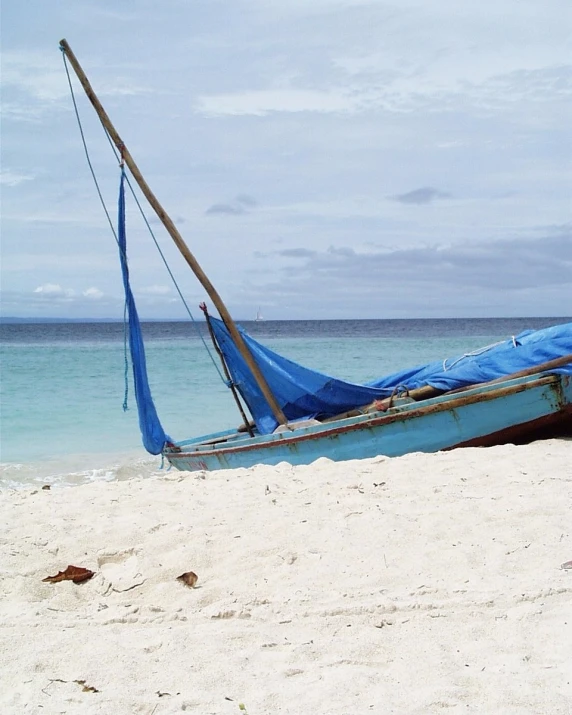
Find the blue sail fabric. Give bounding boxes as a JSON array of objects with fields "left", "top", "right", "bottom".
[
  {"left": 209, "top": 318, "right": 572, "bottom": 435},
  {"left": 209, "top": 317, "right": 391, "bottom": 434},
  {"left": 118, "top": 169, "right": 170, "bottom": 454}
]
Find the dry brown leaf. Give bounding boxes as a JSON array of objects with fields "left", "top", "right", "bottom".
[
  {"left": 74, "top": 679, "right": 99, "bottom": 693},
  {"left": 177, "top": 571, "right": 198, "bottom": 588},
  {"left": 42, "top": 565, "right": 95, "bottom": 584}
]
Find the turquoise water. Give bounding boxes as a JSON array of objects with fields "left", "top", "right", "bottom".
[{"left": 1, "top": 317, "right": 568, "bottom": 486}]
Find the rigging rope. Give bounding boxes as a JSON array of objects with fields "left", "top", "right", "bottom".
[
  {"left": 441, "top": 337, "right": 517, "bottom": 371},
  {"left": 61, "top": 48, "right": 119, "bottom": 246},
  {"left": 61, "top": 49, "right": 227, "bottom": 385}
]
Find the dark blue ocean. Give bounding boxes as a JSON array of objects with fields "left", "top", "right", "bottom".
[{"left": 1, "top": 317, "right": 569, "bottom": 487}]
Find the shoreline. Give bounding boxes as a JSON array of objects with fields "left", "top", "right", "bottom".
[
  {"left": 0, "top": 450, "right": 161, "bottom": 490},
  {"left": 1, "top": 440, "right": 571, "bottom": 713}
]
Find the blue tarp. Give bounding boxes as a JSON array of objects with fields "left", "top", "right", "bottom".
[
  {"left": 209, "top": 318, "right": 572, "bottom": 435},
  {"left": 118, "top": 169, "right": 170, "bottom": 454}
]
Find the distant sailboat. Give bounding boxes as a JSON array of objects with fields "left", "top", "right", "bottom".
[{"left": 255, "top": 307, "right": 264, "bottom": 322}]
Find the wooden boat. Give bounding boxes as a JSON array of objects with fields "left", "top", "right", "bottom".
[
  {"left": 164, "top": 366, "right": 572, "bottom": 472},
  {"left": 59, "top": 40, "right": 572, "bottom": 473}
]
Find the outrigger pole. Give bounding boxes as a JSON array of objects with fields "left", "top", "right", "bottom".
[{"left": 59, "top": 38, "right": 288, "bottom": 428}]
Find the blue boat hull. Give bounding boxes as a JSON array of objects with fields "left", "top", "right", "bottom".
[{"left": 164, "top": 373, "right": 572, "bottom": 472}]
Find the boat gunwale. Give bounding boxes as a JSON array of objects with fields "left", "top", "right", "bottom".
[{"left": 165, "top": 371, "right": 569, "bottom": 460}]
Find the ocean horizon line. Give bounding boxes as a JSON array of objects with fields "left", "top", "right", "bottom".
[{"left": 2, "top": 315, "right": 571, "bottom": 325}]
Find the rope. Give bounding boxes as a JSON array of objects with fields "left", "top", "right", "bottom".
[
  {"left": 61, "top": 50, "right": 227, "bottom": 385},
  {"left": 442, "top": 337, "right": 516, "bottom": 371},
  {"left": 120, "top": 171, "right": 226, "bottom": 383},
  {"left": 61, "top": 49, "right": 119, "bottom": 248}
]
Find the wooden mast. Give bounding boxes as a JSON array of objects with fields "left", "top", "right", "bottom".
[{"left": 59, "top": 38, "right": 288, "bottom": 428}]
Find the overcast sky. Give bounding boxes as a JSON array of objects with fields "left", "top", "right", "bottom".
[{"left": 1, "top": 0, "right": 571, "bottom": 320}]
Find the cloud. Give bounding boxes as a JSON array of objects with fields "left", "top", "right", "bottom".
[
  {"left": 0, "top": 170, "right": 34, "bottom": 187},
  {"left": 236, "top": 194, "right": 257, "bottom": 207},
  {"left": 0, "top": 102, "right": 47, "bottom": 123},
  {"left": 148, "top": 215, "right": 186, "bottom": 225},
  {"left": 0, "top": 50, "right": 69, "bottom": 104},
  {"left": 327, "top": 246, "right": 356, "bottom": 257},
  {"left": 532, "top": 222, "right": 572, "bottom": 237},
  {"left": 205, "top": 195, "right": 259, "bottom": 216},
  {"left": 32, "top": 284, "right": 105, "bottom": 304},
  {"left": 277, "top": 248, "right": 317, "bottom": 258},
  {"left": 2, "top": 1, "right": 571, "bottom": 321},
  {"left": 33, "top": 283, "right": 75, "bottom": 298},
  {"left": 197, "top": 89, "right": 353, "bottom": 116},
  {"left": 139, "top": 285, "right": 171, "bottom": 295},
  {"left": 205, "top": 203, "right": 245, "bottom": 216},
  {"left": 274, "top": 232, "right": 572, "bottom": 292},
  {"left": 194, "top": 61, "right": 571, "bottom": 121},
  {"left": 236, "top": 229, "right": 571, "bottom": 318},
  {"left": 83, "top": 287, "right": 104, "bottom": 300},
  {"left": 0, "top": 287, "right": 123, "bottom": 319},
  {"left": 391, "top": 187, "right": 452, "bottom": 205},
  {"left": 1, "top": 48, "right": 152, "bottom": 108}
]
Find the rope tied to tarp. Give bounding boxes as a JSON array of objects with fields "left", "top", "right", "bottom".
[{"left": 442, "top": 336, "right": 517, "bottom": 371}]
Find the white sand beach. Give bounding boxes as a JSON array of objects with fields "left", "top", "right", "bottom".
[{"left": 1, "top": 440, "right": 571, "bottom": 714}]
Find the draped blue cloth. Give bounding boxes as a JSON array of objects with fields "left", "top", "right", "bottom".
[
  {"left": 118, "top": 169, "right": 170, "bottom": 454},
  {"left": 210, "top": 318, "right": 572, "bottom": 435}
]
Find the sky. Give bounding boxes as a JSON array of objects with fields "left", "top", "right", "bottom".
[{"left": 1, "top": 0, "right": 571, "bottom": 320}]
